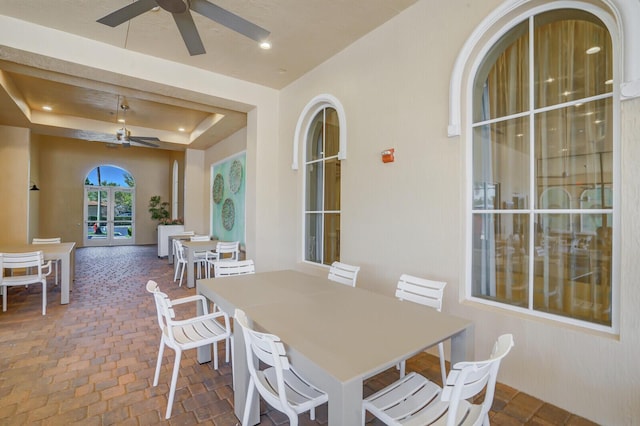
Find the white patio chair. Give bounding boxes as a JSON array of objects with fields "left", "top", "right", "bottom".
[
  {"left": 205, "top": 241, "right": 240, "bottom": 278},
  {"left": 395, "top": 274, "right": 447, "bottom": 384},
  {"left": 234, "top": 308, "right": 328, "bottom": 426},
  {"left": 32, "top": 237, "right": 61, "bottom": 286},
  {"left": 328, "top": 261, "right": 360, "bottom": 287},
  {"left": 146, "top": 280, "right": 231, "bottom": 419},
  {"left": 172, "top": 239, "right": 188, "bottom": 286},
  {"left": 1, "top": 251, "right": 52, "bottom": 315},
  {"left": 214, "top": 259, "right": 255, "bottom": 277},
  {"left": 212, "top": 259, "right": 255, "bottom": 364},
  {"left": 189, "top": 235, "right": 210, "bottom": 278},
  {"left": 363, "top": 334, "right": 514, "bottom": 426}
]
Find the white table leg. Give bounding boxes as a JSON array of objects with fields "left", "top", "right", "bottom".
[{"left": 60, "top": 252, "right": 71, "bottom": 304}]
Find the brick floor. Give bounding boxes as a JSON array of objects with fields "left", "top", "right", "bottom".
[{"left": 0, "top": 245, "right": 598, "bottom": 425}]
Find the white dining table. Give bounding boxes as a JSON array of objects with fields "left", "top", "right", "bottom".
[
  {"left": 196, "top": 269, "right": 474, "bottom": 426},
  {"left": 0, "top": 242, "right": 76, "bottom": 304},
  {"left": 181, "top": 239, "right": 218, "bottom": 288}
]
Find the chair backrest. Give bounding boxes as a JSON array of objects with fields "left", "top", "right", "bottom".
[
  {"left": 2, "top": 251, "right": 46, "bottom": 280},
  {"left": 190, "top": 235, "right": 210, "bottom": 241},
  {"left": 234, "top": 309, "right": 294, "bottom": 415},
  {"left": 441, "top": 334, "right": 514, "bottom": 426},
  {"left": 328, "top": 261, "right": 360, "bottom": 287},
  {"left": 214, "top": 259, "right": 255, "bottom": 277},
  {"left": 216, "top": 241, "right": 240, "bottom": 261},
  {"left": 32, "top": 237, "right": 62, "bottom": 244},
  {"left": 173, "top": 239, "right": 185, "bottom": 262},
  {"left": 146, "top": 280, "right": 176, "bottom": 337},
  {"left": 395, "top": 274, "right": 446, "bottom": 311}
]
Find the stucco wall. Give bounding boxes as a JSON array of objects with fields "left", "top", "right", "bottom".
[{"left": 277, "top": 0, "right": 640, "bottom": 423}]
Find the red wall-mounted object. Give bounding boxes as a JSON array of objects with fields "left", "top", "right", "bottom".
[{"left": 381, "top": 148, "right": 395, "bottom": 163}]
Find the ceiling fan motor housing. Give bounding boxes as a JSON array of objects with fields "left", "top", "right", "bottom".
[
  {"left": 116, "top": 128, "right": 131, "bottom": 141},
  {"left": 156, "top": 0, "right": 188, "bottom": 13}
]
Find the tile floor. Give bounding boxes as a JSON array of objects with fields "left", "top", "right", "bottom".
[{"left": 0, "top": 245, "right": 599, "bottom": 425}]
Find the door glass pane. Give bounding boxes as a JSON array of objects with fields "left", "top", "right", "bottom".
[
  {"left": 324, "top": 213, "right": 340, "bottom": 265},
  {"left": 324, "top": 158, "right": 341, "bottom": 211},
  {"left": 473, "top": 21, "right": 529, "bottom": 122},
  {"left": 113, "top": 190, "right": 133, "bottom": 241},
  {"left": 305, "top": 162, "right": 323, "bottom": 211},
  {"left": 305, "top": 213, "right": 322, "bottom": 262},
  {"left": 534, "top": 10, "right": 613, "bottom": 109},
  {"left": 87, "top": 190, "right": 108, "bottom": 239},
  {"left": 473, "top": 117, "right": 530, "bottom": 209}
]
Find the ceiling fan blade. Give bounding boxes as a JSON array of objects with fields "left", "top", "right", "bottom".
[
  {"left": 97, "top": 0, "right": 158, "bottom": 27},
  {"left": 190, "top": 0, "right": 270, "bottom": 42},
  {"left": 129, "top": 137, "right": 160, "bottom": 148},
  {"left": 172, "top": 11, "right": 206, "bottom": 55}
]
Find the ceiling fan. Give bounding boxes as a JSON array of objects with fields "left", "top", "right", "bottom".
[
  {"left": 115, "top": 104, "right": 160, "bottom": 148},
  {"left": 97, "top": 0, "right": 271, "bottom": 56}
]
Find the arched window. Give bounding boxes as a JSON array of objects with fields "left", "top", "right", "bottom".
[
  {"left": 299, "top": 97, "right": 344, "bottom": 265},
  {"left": 467, "top": 7, "right": 616, "bottom": 330}
]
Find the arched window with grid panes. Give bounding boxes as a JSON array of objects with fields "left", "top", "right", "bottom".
[{"left": 468, "top": 7, "right": 616, "bottom": 331}]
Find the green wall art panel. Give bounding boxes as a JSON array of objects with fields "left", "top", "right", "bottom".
[{"left": 211, "top": 152, "right": 245, "bottom": 245}]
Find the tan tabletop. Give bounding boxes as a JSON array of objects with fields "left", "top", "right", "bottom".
[
  {"left": 181, "top": 239, "right": 218, "bottom": 288},
  {"left": 196, "top": 269, "right": 474, "bottom": 426},
  {"left": 0, "top": 242, "right": 76, "bottom": 304}
]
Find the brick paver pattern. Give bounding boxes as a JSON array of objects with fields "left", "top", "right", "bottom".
[{"left": 0, "top": 246, "right": 598, "bottom": 425}]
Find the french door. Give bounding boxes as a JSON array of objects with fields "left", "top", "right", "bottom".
[{"left": 84, "top": 186, "right": 135, "bottom": 246}]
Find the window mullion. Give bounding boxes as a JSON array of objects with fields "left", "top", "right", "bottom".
[{"left": 528, "top": 15, "right": 536, "bottom": 311}]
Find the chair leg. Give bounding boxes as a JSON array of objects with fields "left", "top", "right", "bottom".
[
  {"left": 438, "top": 342, "right": 446, "bottom": 385},
  {"left": 399, "top": 360, "right": 406, "bottom": 377},
  {"left": 213, "top": 340, "right": 219, "bottom": 370},
  {"left": 153, "top": 338, "right": 165, "bottom": 387},
  {"left": 2, "top": 286, "right": 6, "bottom": 312},
  {"left": 242, "top": 379, "right": 256, "bottom": 426},
  {"left": 166, "top": 348, "right": 182, "bottom": 419},
  {"left": 178, "top": 264, "right": 185, "bottom": 287},
  {"left": 173, "top": 262, "right": 180, "bottom": 282},
  {"left": 41, "top": 278, "right": 47, "bottom": 315}
]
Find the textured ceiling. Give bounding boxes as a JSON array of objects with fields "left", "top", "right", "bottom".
[{"left": 0, "top": 0, "right": 420, "bottom": 150}]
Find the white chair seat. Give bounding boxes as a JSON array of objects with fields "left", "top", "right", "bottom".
[
  {"left": 1, "top": 251, "right": 51, "bottom": 315},
  {"left": 235, "top": 308, "right": 328, "bottom": 426},
  {"left": 147, "top": 280, "right": 231, "bottom": 419},
  {"left": 364, "top": 334, "right": 514, "bottom": 426}
]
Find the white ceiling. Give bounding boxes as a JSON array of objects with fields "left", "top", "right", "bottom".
[{"left": 0, "top": 0, "right": 419, "bottom": 150}]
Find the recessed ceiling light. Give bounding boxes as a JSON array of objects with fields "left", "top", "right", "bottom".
[
  {"left": 259, "top": 41, "right": 271, "bottom": 50},
  {"left": 178, "top": 127, "right": 185, "bottom": 132},
  {"left": 42, "top": 105, "right": 52, "bottom": 111},
  {"left": 151, "top": 6, "right": 160, "bottom": 11},
  {"left": 605, "top": 79, "right": 613, "bottom": 85},
  {"left": 586, "top": 46, "right": 601, "bottom": 54},
  {"left": 118, "top": 119, "right": 125, "bottom": 123},
  {"left": 545, "top": 77, "right": 555, "bottom": 83}
]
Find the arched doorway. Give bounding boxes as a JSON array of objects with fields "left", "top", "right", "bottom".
[{"left": 83, "top": 165, "right": 135, "bottom": 246}]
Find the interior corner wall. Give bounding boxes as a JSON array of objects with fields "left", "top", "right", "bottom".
[{"left": 0, "top": 125, "right": 30, "bottom": 243}]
